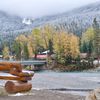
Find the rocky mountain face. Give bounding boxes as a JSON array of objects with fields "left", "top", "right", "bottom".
[
  {"left": 30, "top": 1, "right": 100, "bottom": 36},
  {"left": 0, "top": 11, "right": 33, "bottom": 44},
  {"left": 0, "top": 11, "right": 24, "bottom": 33},
  {"left": 1, "top": 1, "right": 100, "bottom": 37}
]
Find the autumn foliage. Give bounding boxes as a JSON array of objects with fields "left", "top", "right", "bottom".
[
  {"left": 53, "top": 32, "right": 80, "bottom": 64},
  {"left": 12, "top": 25, "right": 80, "bottom": 67}
]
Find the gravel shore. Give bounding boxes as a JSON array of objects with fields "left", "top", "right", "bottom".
[{"left": 0, "top": 89, "right": 85, "bottom": 100}]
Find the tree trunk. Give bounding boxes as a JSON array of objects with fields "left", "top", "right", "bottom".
[{"left": 34, "top": 53, "right": 37, "bottom": 59}]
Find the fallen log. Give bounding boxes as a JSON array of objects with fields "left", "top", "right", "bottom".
[
  {"left": 0, "top": 76, "right": 32, "bottom": 81},
  {"left": 5, "top": 81, "right": 32, "bottom": 93},
  {"left": 0, "top": 62, "right": 22, "bottom": 72}
]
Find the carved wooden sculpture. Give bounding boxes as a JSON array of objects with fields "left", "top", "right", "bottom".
[{"left": 0, "top": 62, "right": 34, "bottom": 93}]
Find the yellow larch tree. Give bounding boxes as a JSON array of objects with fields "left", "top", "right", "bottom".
[
  {"left": 53, "top": 32, "right": 80, "bottom": 64},
  {"left": 70, "top": 34, "right": 80, "bottom": 59}
]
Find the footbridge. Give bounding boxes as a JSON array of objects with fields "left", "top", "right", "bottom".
[{"left": 0, "top": 60, "right": 47, "bottom": 71}]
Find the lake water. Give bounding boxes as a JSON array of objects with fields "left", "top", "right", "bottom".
[
  {"left": 31, "top": 71, "right": 100, "bottom": 96},
  {"left": 1, "top": 70, "right": 100, "bottom": 96}
]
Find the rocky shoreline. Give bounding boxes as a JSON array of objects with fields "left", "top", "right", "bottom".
[{"left": 0, "top": 87, "right": 85, "bottom": 100}]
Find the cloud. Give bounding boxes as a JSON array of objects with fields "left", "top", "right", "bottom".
[{"left": 0, "top": 0, "right": 99, "bottom": 18}]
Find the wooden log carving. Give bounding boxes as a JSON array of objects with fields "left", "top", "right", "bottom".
[{"left": 0, "top": 62, "right": 34, "bottom": 93}]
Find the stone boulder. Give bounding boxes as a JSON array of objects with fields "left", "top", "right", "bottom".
[{"left": 86, "top": 88, "right": 100, "bottom": 100}]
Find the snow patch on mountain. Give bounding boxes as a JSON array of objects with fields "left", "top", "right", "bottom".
[{"left": 22, "top": 18, "right": 33, "bottom": 25}]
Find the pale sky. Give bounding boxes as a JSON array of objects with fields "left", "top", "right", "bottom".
[{"left": 0, "top": 0, "right": 99, "bottom": 18}]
